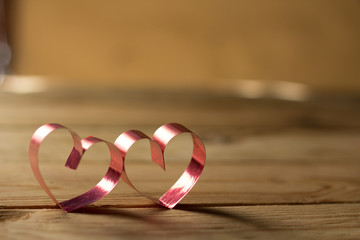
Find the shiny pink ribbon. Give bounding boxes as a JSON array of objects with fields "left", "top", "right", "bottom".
[
  {"left": 29, "top": 123, "right": 123, "bottom": 212},
  {"left": 115, "top": 123, "right": 206, "bottom": 209},
  {"left": 29, "top": 123, "right": 206, "bottom": 212}
]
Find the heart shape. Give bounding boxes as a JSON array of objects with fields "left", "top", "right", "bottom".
[
  {"left": 29, "top": 123, "right": 123, "bottom": 212},
  {"left": 114, "top": 123, "right": 206, "bottom": 209}
]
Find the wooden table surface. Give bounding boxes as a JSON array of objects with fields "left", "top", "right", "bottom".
[{"left": 0, "top": 89, "right": 360, "bottom": 239}]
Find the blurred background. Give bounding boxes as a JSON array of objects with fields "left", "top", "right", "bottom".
[
  {"left": 1, "top": 2, "right": 360, "bottom": 239},
  {"left": 1, "top": 0, "right": 360, "bottom": 97},
  {"left": 1, "top": 0, "right": 360, "bottom": 222}
]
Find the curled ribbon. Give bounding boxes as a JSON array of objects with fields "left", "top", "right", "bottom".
[
  {"left": 115, "top": 123, "right": 206, "bottom": 209},
  {"left": 29, "top": 123, "right": 206, "bottom": 212},
  {"left": 29, "top": 123, "right": 123, "bottom": 212}
]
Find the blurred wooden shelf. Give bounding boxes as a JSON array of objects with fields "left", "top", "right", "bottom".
[{"left": 0, "top": 89, "right": 360, "bottom": 239}]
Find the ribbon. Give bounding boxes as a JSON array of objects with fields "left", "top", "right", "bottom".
[{"left": 29, "top": 123, "right": 206, "bottom": 212}]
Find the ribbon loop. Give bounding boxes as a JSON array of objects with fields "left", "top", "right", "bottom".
[
  {"left": 114, "top": 123, "right": 206, "bottom": 209},
  {"left": 29, "top": 124, "right": 123, "bottom": 212}
]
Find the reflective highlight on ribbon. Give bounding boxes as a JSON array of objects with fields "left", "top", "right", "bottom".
[{"left": 29, "top": 123, "right": 206, "bottom": 212}]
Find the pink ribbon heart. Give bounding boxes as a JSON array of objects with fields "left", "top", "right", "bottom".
[
  {"left": 114, "top": 123, "right": 206, "bottom": 209},
  {"left": 29, "top": 123, "right": 123, "bottom": 212}
]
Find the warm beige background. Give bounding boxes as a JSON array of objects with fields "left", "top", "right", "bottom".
[{"left": 5, "top": 0, "right": 360, "bottom": 92}]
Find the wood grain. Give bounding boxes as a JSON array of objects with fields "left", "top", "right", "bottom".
[
  {"left": 1, "top": 204, "right": 360, "bottom": 240},
  {"left": 0, "top": 89, "right": 360, "bottom": 239},
  {"left": 0, "top": 160, "right": 360, "bottom": 208}
]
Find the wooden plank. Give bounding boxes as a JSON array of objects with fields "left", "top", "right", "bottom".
[
  {"left": 1, "top": 160, "right": 359, "bottom": 208},
  {"left": 1, "top": 124, "right": 360, "bottom": 163},
  {"left": 1, "top": 90, "right": 360, "bottom": 128},
  {"left": 0, "top": 91, "right": 360, "bottom": 239},
  {"left": 1, "top": 204, "right": 360, "bottom": 240}
]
